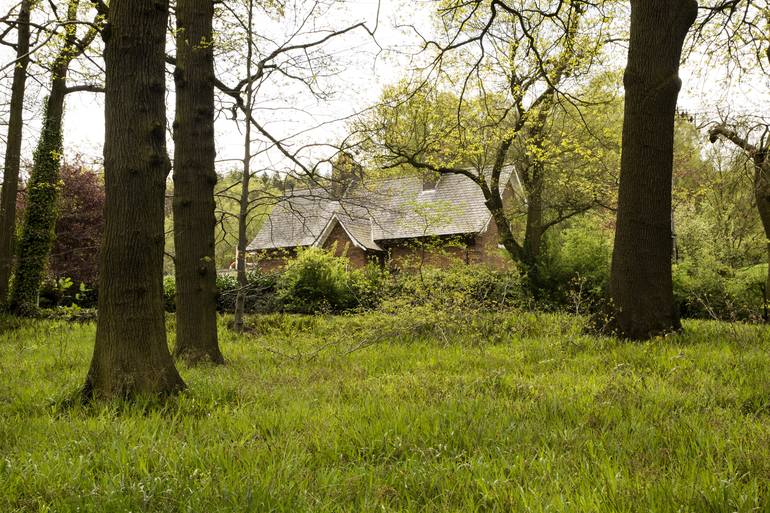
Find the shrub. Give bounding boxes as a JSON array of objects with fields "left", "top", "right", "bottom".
[
  {"left": 39, "top": 277, "right": 97, "bottom": 310},
  {"left": 383, "top": 263, "right": 524, "bottom": 312},
  {"left": 162, "top": 271, "right": 280, "bottom": 314},
  {"left": 674, "top": 261, "right": 767, "bottom": 321},
  {"left": 276, "top": 247, "right": 360, "bottom": 313},
  {"left": 538, "top": 217, "right": 611, "bottom": 312},
  {"left": 217, "top": 270, "right": 279, "bottom": 313},
  {"left": 348, "top": 262, "right": 390, "bottom": 310},
  {"left": 163, "top": 276, "right": 176, "bottom": 312}
]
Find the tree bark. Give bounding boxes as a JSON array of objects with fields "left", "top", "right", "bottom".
[
  {"left": 9, "top": 0, "right": 92, "bottom": 315},
  {"left": 0, "top": 0, "right": 31, "bottom": 306},
  {"left": 83, "top": 0, "right": 185, "bottom": 399},
  {"left": 610, "top": 0, "right": 698, "bottom": 339},
  {"left": 522, "top": 164, "right": 544, "bottom": 274},
  {"left": 172, "top": 0, "right": 223, "bottom": 364},
  {"left": 233, "top": 0, "right": 255, "bottom": 333},
  {"left": 9, "top": 76, "right": 67, "bottom": 315}
]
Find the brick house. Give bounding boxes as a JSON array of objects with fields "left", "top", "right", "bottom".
[{"left": 246, "top": 168, "right": 517, "bottom": 272}]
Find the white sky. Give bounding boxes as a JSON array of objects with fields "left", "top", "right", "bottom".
[{"left": 0, "top": 0, "right": 768, "bottom": 178}]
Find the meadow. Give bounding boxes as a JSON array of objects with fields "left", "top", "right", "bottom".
[{"left": 1, "top": 311, "right": 770, "bottom": 512}]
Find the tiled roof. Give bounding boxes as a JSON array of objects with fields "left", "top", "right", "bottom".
[{"left": 247, "top": 166, "right": 515, "bottom": 251}]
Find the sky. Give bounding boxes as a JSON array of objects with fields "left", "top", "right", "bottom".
[{"left": 0, "top": 0, "right": 768, "bottom": 178}]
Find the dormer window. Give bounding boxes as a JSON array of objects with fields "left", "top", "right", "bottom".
[{"left": 422, "top": 172, "right": 439, "bottom": 191}]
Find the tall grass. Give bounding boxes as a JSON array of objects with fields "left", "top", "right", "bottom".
[{"left": 1, "top": 311, "right": 769, "bottom": 512}]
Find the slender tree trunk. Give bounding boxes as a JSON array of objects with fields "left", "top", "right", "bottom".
[
  {"left": 83, "top": 0, "right": 185, "bottom": 399},
  {"left": 172, "top": 0, "right": 223, "bottom": 364},
  {"left": 609, "top": 0, "right": 697, "bottom": 339},
  {"left": 0, "top": 0, "right": 31, "bottom": 306},
  {"left": 9, "top": 0, "right": 84, "bottom": 315},
  {"left": 233, "top": 1, "right": 254, "bottom": 333},
  {"left": 752, "top": 159, "right": 770, "bottom": 306}
]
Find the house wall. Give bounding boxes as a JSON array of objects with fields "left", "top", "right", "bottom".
[
  {"left": 321, "top": 223, "right": 368, "bottom": 268},
  {"left": 252, "top": 248, "right": 297, "bottom": 272},
  {"left": 384, "top": 236, "right": 469, "bottom": 272},
  {"left": 469, "top": 220, "right": 513, "bottom": 270}
]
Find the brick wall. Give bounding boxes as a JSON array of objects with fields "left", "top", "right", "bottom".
[
  {"left": 384, "top": 236, "right": 468, "bottom": 272},
  {"left": 320, "top": 222, "right": 368, "bottom": 268},
  {"left": 252, "top": 248, "right": 296, "bottom": 272}
]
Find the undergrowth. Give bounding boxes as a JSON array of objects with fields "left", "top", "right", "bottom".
[{"left": 1, "top": 311, "right": 770, "bottom": 512}]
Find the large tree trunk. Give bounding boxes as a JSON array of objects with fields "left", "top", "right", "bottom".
[
  {"left": 172, "top": 0, "right": 223, "bottom": 364},
  {"left": 609, "top": 0, "right": 698, "bottom": 339},
  {"left": 83, "top": 0, "right": 185, "bottom": 399},
  {"left": 0, "top": 0, "right": 31, "bottom": 305}
]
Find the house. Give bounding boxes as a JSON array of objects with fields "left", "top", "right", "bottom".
[{"left": 246, "top": 167, "right": 517, "bottom": 271}]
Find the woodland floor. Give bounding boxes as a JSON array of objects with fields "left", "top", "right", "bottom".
[{"left": 1, "top": 311, "right": 770, "bottom": 512}]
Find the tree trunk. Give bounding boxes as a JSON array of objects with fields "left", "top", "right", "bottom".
[
  {"left": 233, "top": 0, "right": 255, "bottom": 333},
  {"left": 172, "top": 0, "right": 223, "bottom": 364},
  {"left": 83, "top": 0, "right": 185, "bottom": 399},
  {"left": 752, "top": 158, "right": 770, "bottom": 309},
  {"left": 0, "top": 0, "right": 31, "bottom": 306},
  {"left": 522, "top": 163, "right": 544, "bottom": 284},
  {"left": 9, "top": 82, "right": 67, "bottom": 315},
  {"left": 609, "top": 0, "right": 697, "bottom": 339},
  {"left": 9, "top": 0, "right": 82, "bottom": 315}
]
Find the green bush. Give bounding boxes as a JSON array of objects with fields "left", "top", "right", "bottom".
[
  {"left": 276, "top": 248, "right": 361, "bottom": 313},
  {"left": 163, "top": 275, "right": 176, "bottom": 312},
  {"left": 538, "top": 217, "right": 611, "bottom": 312},
  {"left": 674, "top": 261, "right": 767, "bottom": 321},
  {"left": 383, "top": 263, "right": 523, "bottom": 311},
  {"left": 217, "top": 270, "right": 279, "bottom": 313},
  {"left": 162, "top": 271, "right": 280, "bottom": 314},
  {"left": 39, "top": 277, "right": 97, "bottom": 310}
]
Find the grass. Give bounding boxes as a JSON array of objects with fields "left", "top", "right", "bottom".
[{"left": 1, "top": 310, "right": 770, "bottom": 512}]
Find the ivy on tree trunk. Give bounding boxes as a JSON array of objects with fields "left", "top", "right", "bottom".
[{"left": 9, "top": 0, "right": 87, "bottom": 315}]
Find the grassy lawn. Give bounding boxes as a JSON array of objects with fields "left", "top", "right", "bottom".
[{"left": 1, "top": 311, "right": 770, "bottom": 512}]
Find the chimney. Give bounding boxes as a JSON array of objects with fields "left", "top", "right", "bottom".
[
  {"left": 422, "top": 171, "right": 439, "bottom": 191},
  {"left": 330, "top": 152, "right": 362, "bottom": 198}
]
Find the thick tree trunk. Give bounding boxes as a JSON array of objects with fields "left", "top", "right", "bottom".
[
  {"left": 83, "top": 0, "right": 185, "bottom": 399},
  {"left": 522, "top": 164, "right": 544, "bottom": 283},
  {"left": 610, "top": 0, "right": 697, "bottom": 339},
  {"left": 0, "top": 0, "right": 31, "bottom": 306},
  {"left": 172, "top": 0, "right": 223, "bottom": 364}
]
